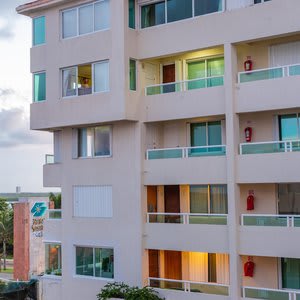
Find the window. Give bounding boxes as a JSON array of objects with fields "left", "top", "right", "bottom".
[
  {"left": 129, "top": 59, "right": 136, "bottom": 91},
  {"left": 141, "top": 0, "right": 223, "bottom": 28},
  {"left": 62, "top": 61, "right": 109, "bottom": 97},
  {"left": 191, "top": 121, "right": 222, "bottom": 146},
  {"left": 282, "top": 258, "right": 300, "bottom": 289},
  {"left": 128, "top": 0, "right": 135, "bottom": 28},
  {"left": 45, "top": 243, "right": 62, "bottom": 276},
  {"left": 33, "top": 16, "right": 45, "bottom": 46},
  {"left": 194, "top": 0, "right": 223, "bottom": 16},
  {"left": 254, "top": 0, "right": 271, "bottom": 3},
  {"left": 190, "top": 185, "right": 228, "bottom": 214},
  {"left": 77, "top": 126, "right": 111, "bottom": 158},
  {"left": 279, "top": 114, "right": 300, "bottom": 141},
  {"left": 33, "top": 72, "right": 46, "bottom": 102},
  {"left": 62, "top": 0, "right": 110, "bottom": 39},
  {"left": 76, "top": 247, "right": 114, "bottom": 278},
  {"left": 73, "top": 185, "right": 113, "bottom": 218},
  {"left": 278, "top": 184, "right": 300, "bottom": 215},
  {"left": 187, "top": 57, "right": 224, "bottom": 89}
]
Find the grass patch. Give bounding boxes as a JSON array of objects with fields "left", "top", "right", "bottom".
[{"left": 0, "top": 268, "right": 13, "bottom": 274}]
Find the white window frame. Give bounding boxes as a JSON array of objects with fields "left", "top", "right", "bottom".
[
  {"left": 61, "top": 60, "right": 109, "bottom": 99},
  {"left": 74, "top": 245, "right": 114, "bottom": 280},
  {"left": 44, "top": 242, "right": 62, "bottom": 277},
  {"left": 77, "top": 125, "right": 112, "bottom": 159},
  {"left": 61, "top": 0, "right": 110, "bottom": 40},
  {"left": 139, "top": 0, "right": 225, "bottom": 29}
]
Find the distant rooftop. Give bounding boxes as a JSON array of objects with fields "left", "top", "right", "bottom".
[
  {"left": 0, "top": 193, "right": 51, "bottom": 202},
  {"left": 17, "top": 0, "right": 70, "bottom": 15}
]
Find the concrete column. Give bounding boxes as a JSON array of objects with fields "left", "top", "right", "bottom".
[{"left": 224, "top": 43, "right": 241, "bottom": 299}]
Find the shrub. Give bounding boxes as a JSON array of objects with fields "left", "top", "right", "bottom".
[{"left": 97, "top": 283, "right": 164, "bottom": 300}]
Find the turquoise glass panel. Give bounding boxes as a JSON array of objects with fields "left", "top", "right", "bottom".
[
  {"left": 241, "top": 143, "right": 284, "bottom": 154},
  {"left": 95, "top": 248, "right": 114, "bottom": 278},
  {"left": 148, "top": 149, "right": 182, "bottom": 159},
  {"left": 128, "top": 0, "right": 135, "bottom": 28},
  {"left": 244, "top": 288, "right": 289, "bottom": 300},
  {"left": 167, "top": 0, "right": 192, "bottom": 23},
  {"left": 149, "top": 279, "right": 184, "bottom": 291},
  {"left": 289, "top": 65, "right": 300, "bottom": 76},
  {"left": 149, "top": 214, "right": 183, "bottom": 224},
  {"left": 34, "top": 72, "right": 46, "bottom": 102},
  {"left": 243, "top": 216, "right": 287, "bottom": 226},
  {"left": 194, "top": 0, "right": 223, "bottom": 16},
  {"left": 129, "top": 59, "right": 136, "bottom": 91},
  {"left": 188, "top": 60, "right": 205, "bottom": 89},
  {"left": 141, "top": 2, "right": 165, "bottom": 28},
  {"left": 189, "top": 215, "right": 227, "bottom": 225},
  {"left": 279, "top": 114, "right": 298, "bottom": 141},
  {"left": 191, "top": 123, "right": 206, "bottom": 147},
  {"left": 240, "top": 68, "right": 283, "bottom": 83},
  {"left": 282, "top": 258, "right": 300, "bottom": 289},
  {"left": 208, "top": 121, "right": 222, "bottom": 145},
  {"left": 190, "top": 283, "right": 228, "bottom": 296},
  {"left": 33, "top": 16, "right": 45, "bottom": 46}
]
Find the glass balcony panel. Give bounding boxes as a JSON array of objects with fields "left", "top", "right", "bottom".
[
  {"left": 45, "top": 155, "right": 54, "bottom": 164},
  {"left": 240, "top": 68, "right": 283, "bottom": 83},
  {"left": 289, "top": 64, "right": 300, "bottom": 76},
  {"left": 148, "top": 149, "right": 183, "bottom": 159},
  {"left": 296, "top": 293, "right": 300, "bottom": 300},
  {"left": 293, "top": 217, "right": 300, "bottom": 227},
  {"left": 291, "top": 141, "right": 300, "bottom": 152},
  {"left": 243, "top": 216, "right": 287, "bottom": 227},
  {"left": 148, "top": 214, "right": 183, "bottom": 224},
  {"left": 244, "top": 288, "right": 290, "bottom": 300},
  {"left": 187, "top": 146, "right": 226, "bottom": 157},
  {"left": 241, "top": 142, "right": 285, "bottom": 154},
  {"left": 190, "top": 283, "right": 228, "bottom": 296},
  {"left": 149, "top": 279, "right": 184, "bottom": 291},
  {"left": 189, "top": 215, "right": 227, "bottom": 225},
  {"left": 48, "top": 210, "right": 62, "bottom": 220}
]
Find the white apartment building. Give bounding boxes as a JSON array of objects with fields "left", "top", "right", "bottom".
[{"left": 17, "top": 0, "right": 300, "bottom": 299}]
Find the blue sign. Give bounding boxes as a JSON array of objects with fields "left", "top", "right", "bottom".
[{"left": 31, "top": 202, "right": 47, "bottom": 217}]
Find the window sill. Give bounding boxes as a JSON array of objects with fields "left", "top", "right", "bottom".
[
  {"left": 42, "top": 274, "right": 62, "bottom": 280},
  {"left": 33, "top": 100, "right": 46, "bottom": 103},
  {"left": 61, "top": 90, "right": 110, "bottom": 100},
  {"left": 75, "top": 155, "right": 112, "bottom": 160}
]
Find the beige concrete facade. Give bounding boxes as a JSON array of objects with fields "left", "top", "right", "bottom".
[{"left": 18, "top": 0, "right": 300, "bottom": 299}]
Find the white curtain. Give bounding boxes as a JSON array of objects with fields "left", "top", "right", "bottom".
[
  {"left": 270, "top": 41, "right": 300, "bottom": 67},
  {"left": 216, "top": 254, "right": 229, "bottom": 284},
  {"left": 189, "top": 252, "right": 208, "bottom": 282}
]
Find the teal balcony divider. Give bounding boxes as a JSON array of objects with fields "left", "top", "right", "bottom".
[{"left": 242, "top": 215, "right": 287, "bottom": 227}]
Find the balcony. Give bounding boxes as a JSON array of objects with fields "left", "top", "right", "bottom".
[
  {"left": 147, "top": 145, "right": 226, "bottom": 160},
  {"left": 144, "top": 147, "right": 227, "bottom": 185},
  {"left": 239, "top": 216, "right": 300, "bottom": 258},
  {"left": 242, "top": 286, "right": 300, "bottom": 300},
  {"left": 237, "top": 64, "right": 300, "bottom": 113},
  {"left": 43, "top": 155, "right": 62, "bottom": 187},
  {"left": 237, "top": 141, "right": 300, "bottom": 183},
  {"left": 149, "top": 278, "right": 229, "bottom": 299},
  {"left": 143, "top": 79, "right": 225, "bottom": 122}
]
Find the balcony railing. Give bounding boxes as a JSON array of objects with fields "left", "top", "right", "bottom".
[
  {"left": 238, "top": 63, "right": 300, "bottom": 83},
  {"left": 48, "top": 209, "right": 62, "bottom": 220},
  {"left": 149, "top": 277, "right": 229, "bottom": 296},
  {"left": 147, "top": 213, "right": 228, "bottom": 225},
  {"left": 45, "top": 154, "right": 54, "bottom": 164},
  {"left": 242, "top": 286, "right": 300, "bottom": 300},
  {"left": 241, "top": 214, "right": 300, "bottom": 227},
  {"left": 145, "top": 75, "right": 224, "bottom": 96},
  {"left": 146, "top": 145, "right": 226, "bottom": 160},
  {"left": 240, "top": 140, "right": 300, "bottom": 155}
]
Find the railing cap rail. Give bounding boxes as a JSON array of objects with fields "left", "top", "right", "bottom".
[
  {"left": 146, "top": 75, "right": 224, "bottom": 89},
  {"left": 148, "top": 277, "right": 229, "bottom": 287}
]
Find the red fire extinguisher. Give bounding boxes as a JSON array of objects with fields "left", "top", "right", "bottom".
[
  {"left": 245, "top": 127, "right": 252, "bottom": 143},
  {"left": 244, "top": 257, "right": 255, "bottom": 277},
  {"left": 244, "top": 56, "right": 253, "bottom": 72},
  {"left": 247, "top": 194, "right": 255, "bottom": 211}
]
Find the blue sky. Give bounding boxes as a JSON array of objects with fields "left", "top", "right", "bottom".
[{"left": 0, "top": 1, "right": 53, "bottom": 192}]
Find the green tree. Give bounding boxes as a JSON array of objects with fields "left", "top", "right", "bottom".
[
  {"left": 49, "top": 193, "right": 61, "bottom": 209},
  {"left": 0, "top": 199, "right": 13, "bottom": 270}
]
